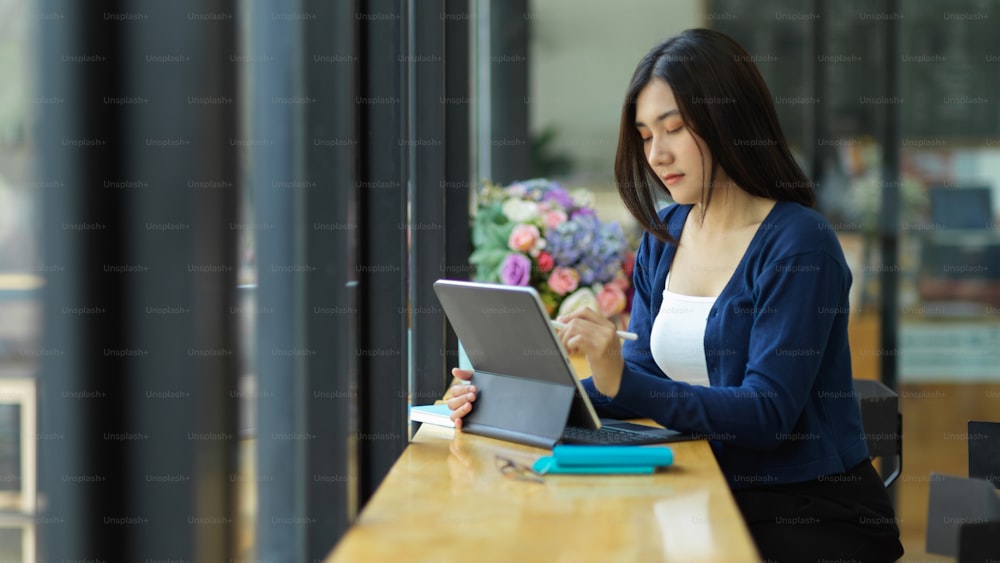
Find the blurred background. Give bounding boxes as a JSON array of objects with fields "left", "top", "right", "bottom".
[{"left": 0, "top": 0, "right": 998, "bottom": 561}]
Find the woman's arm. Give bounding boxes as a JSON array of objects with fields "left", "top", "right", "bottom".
[
  {"left": 560, "top": 228, "right": 665, "bottom": 419},
  {"left": 610, "top": 249, "right": 849, "bottom": 450}
]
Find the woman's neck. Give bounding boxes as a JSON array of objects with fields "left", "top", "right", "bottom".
[{"left": 691, "top": 184, "right": 774, "bottom": 234}]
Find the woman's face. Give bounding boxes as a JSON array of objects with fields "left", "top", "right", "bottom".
[{"left": 634, "top": 78, "right": 714, "bottom": 205}]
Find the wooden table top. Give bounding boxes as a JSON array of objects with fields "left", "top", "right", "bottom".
[{"left": 327, "top": 422, "right": 760, "bottom": 562}]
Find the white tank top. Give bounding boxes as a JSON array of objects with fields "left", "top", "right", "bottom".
[{"left": 649, "top": 273, "right": 716, "bottom": 386}]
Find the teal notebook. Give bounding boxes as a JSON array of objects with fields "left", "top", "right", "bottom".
[
  {"left": 532, "top": 445, "right": 674, "bottom": 475},
  {"left": 551, "top": 445, "right": 674, "bottom": 467},
  {"left": 532, "top": 457, "right": 658, "bottom": 475}
]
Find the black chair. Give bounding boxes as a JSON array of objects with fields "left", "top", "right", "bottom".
[
  {"left": 968, "top": 420, "right": 1000, "bottom": 488},
  {"left": 925, "top": 473, "right": 1000, "bottom": 557},
  {"left": 854, "top": 378, "right": 901, "bottom": 487},
  {"left": 958, "top": 521, "right": 1000, "bottom": 563}
]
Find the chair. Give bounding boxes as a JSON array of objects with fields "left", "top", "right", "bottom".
[
  {"left": 925, "top": 473, "right": 1000, "bottom": 557},
  {"left": 968, "top": 420, "right": 1000, "bottom": 488},
  {"left": 854, "top": 378, "right": 901, "bottom": 487},
  {"left": 958, "top": 521, "right": 1000, "bottom": 563}
]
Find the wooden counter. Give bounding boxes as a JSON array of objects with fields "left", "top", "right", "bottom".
[{"left": 327, "top": 423, "right": 760, "bottom": 562}]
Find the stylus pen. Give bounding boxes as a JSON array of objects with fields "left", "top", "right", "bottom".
[{"left": 550, "top": 320, "right": 638, "bottom": 341}]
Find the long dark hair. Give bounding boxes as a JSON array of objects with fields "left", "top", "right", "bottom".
[{"left": 615, "top": 28, "right": 814, "bottom": 242}]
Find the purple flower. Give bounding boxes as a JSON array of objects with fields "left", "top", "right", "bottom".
[
  {"left": 546, "top": 214, "right": 627, "bottom": 284},
  {"left": 542, "top": 187, "right": 575, "bottom": 210},
  {"left": 499, "top": 253, "right": 532, "bottom": 286}
]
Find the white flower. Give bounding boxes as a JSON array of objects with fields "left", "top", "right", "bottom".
[
  {"left": 528, "top": 238, "right": 546, "bottom": 258},
  {"left": 570, "top": 188, "right": 595, "bottom": 210},
  {"left": 557, "top": 287, "right": 599, "bottom": 318},
  {"left": 505, "top": 183, "right": 527, "bottom": 198},
  {"left": 501, "top": 199, "right": 539, "bottom": 222}
]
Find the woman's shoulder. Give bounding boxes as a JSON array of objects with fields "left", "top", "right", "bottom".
[
  {"left": 764, "top": 201, "right": 845, "bottom": 256},
  {"left": 746, "top": 201, "right": 852, "bottom": 280}
]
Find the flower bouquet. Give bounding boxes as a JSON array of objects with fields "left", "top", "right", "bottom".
[{"left": 469, "top": 178, "right": 634, "bottom": 320}]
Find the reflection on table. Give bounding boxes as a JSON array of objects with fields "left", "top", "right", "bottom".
[{"left": 328, "top": 423, "right": 759, "bottom": 562}]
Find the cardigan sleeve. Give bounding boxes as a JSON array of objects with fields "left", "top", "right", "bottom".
[
  {"left": 579, "top": 377, "right": 644, "bottom": 419},
  {"left": 608, "top": 249, "right": 850, "bottom": 451}
]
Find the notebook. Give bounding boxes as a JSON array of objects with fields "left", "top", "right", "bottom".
[
  {"left": 432, "top": 279, "right": 694, "bottom": 449},
  {"left": 409, "top": 403, "right": 455, "bottom": 428},
  {"left": 532, "top": 444, "right": 675, "bottom": 474}
]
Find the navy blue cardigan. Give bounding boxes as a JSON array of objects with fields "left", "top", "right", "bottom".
[{"left": 581, "top": 201, "right": 869, "bottom": 489}]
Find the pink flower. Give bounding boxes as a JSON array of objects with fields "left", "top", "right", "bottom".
[
  {"left": 597, "top": 284, "right": 627, "bottom": 317},
  {"left": 544, "top": 210, "right": 567, "bottom": 230},
  {"left": 508, "top": 224, "right": 540, "bottom": 252},
  {"left": 547, "top": 267, "right": 580, "bottom": 296},
  {"left": 536, "top": 251, "right": 554, "bottom": 274},
  {"left": 606, "top": 271, "right": 630, "bottom": 292}
]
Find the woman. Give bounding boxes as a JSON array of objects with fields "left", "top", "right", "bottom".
[{"left": 448, "top": 28, "right": 903, "bottom": 562}]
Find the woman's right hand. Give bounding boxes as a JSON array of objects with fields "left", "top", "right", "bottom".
[{"left": 446, "top": 368, "right": 476, "bottom": 430}]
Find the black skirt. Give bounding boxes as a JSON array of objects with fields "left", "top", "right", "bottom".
[{"left": 732, "top": 458, "right": 904, "bottom": 563}]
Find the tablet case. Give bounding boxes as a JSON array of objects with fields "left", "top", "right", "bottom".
[{"left": 433, "top": 280, "right": 601, "bottom": 449}]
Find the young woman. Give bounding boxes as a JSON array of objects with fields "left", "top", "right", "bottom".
[{"left": 448, "top": 28, "right": 903, "bottom": 562}]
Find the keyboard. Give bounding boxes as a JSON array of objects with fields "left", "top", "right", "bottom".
[{"left": 561, "top": 422, "right": 688, "bottom": 445}]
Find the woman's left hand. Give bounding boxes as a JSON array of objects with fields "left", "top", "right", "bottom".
[{"left": 556, "top": 308, "right": 624, "bottom": 398}]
